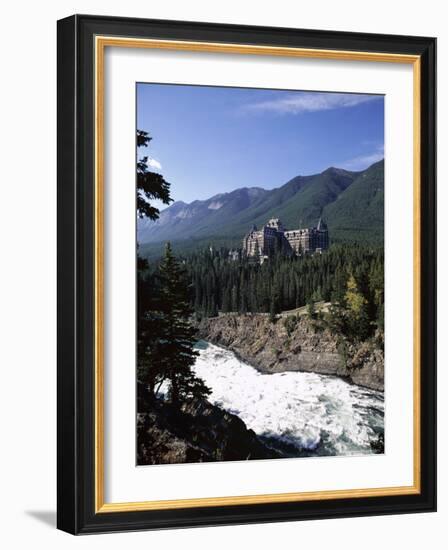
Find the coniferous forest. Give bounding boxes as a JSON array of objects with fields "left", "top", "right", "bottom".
[{"left": 140, "top": 243, "right": 384, "bottom": 343}]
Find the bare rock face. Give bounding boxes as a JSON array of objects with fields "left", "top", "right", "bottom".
[
  {"left": 197, "top": 313, "right": 384, "bottom": 391},
  {"left": 348, "top": 342, "right": 384, "bottom": 389},
  {"left": 137, "top": 397, "right": 279, "bottom": 465}
]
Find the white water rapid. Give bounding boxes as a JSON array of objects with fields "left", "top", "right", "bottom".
[{"left": 193, "top": 341, "right": 384, "bottom": 457}]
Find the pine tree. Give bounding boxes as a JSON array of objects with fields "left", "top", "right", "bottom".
[
  {"left": 231, "top": 285, "right": 238, "bottom": 312},
  {"left": 269, "top": 279, "right": 281, "bottom": 322},
  {"left": 156, "top": 243, "right": 210, "bottom": 403},
  {"left": 137, "top": 130, "right": 172, "bottom": 220},
  {"left": 137, "top": 256, "right": 169, "bottom": 398},
  {"left": 307, "top": 298, "right": 317, "bottom": 319},
  {"left": 136, "top": 129, "right": 174, "bottom": 401},
  {"left": 222, "top": 287, "right": 232, "bottom": 312}
]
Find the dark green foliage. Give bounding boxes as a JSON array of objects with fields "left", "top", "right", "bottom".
[
  {"left": 137, "top": 254, "right": 161, "bottom": 395},
  {"left": 181, "top": 244, "right": 383, "bottom": 339},
  {"left": 138, "top": 243, "right": 210, "bottom": 404},
  {"left": 307, "top": 299, "right": 317, "bottom": 320},
  {"left": 136, "top": 127, "right": 173, "bottom": 394},
  {"left": 269, "top": 278, "right": 281, "bottom": 322},
  {"left": 137, "top": 129, "right": 172, "bottom": 219},
  {"left": 323, "top": 160, "right": 384, "bottom": 243}
]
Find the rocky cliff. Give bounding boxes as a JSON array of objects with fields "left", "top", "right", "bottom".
[
  {"left": 137, "top": 394, "right": 279, "bottom": 465},
  {"left": 198, "top": 313, "right": 384, "bottom": 391}
]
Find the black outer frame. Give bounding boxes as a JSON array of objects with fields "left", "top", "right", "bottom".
[{"left": 57, "top": 14, "right": 436, "bottom": 535}]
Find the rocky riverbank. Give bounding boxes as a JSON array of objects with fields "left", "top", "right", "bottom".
[
  {"left": 197, "top": 313, "right": 384, "bottom": 391},
  {"left": 137, "top": 390, "right": 279, "bottom": 465}
]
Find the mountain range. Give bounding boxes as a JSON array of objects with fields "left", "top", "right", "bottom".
[{"left": 138, "top": 160, "right": 384, "bottom": 256}]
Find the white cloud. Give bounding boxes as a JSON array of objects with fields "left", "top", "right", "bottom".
[
  {"left": 339, "top": 145, "right": 384, "bottom": 171},
  {"left": 245, "top": 92, "right": 381, "bottom": 115},
  {"left": 146, "top": 157, "right": 162, "bottom": 171}
]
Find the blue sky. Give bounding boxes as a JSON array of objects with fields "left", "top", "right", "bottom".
[{"left": 137, "top": 83, "right": 384, "bottom": 208}]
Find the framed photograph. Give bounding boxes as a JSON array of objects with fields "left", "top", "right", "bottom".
[{"left": 57, "top": 14, "right": 436, "bottom": 534}]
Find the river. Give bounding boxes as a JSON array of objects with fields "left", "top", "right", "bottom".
[{"left": 193, "top": 340, "right": 384, "bottom": 457}]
